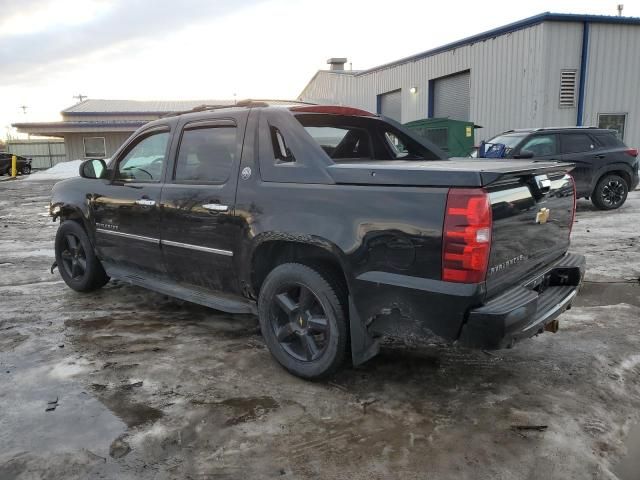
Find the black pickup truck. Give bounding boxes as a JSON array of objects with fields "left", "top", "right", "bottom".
[{"left": 50, "top": 102, "right": 585, "bottom": 379}]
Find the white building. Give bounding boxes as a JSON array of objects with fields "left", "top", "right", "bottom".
[{"left": 299, "top": 12, "right": 640, "bottom": 147}]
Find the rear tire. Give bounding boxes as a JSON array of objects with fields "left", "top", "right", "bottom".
[
  {"left": 591, "top": 174, "right": 628, "bottom": 210},
  {"left": 55, "top": 221, "right": 109, "bottom": 292},
  {"left": 258, "top": 263, "right": 348, "bottom": 379},
  {"left": 20, "top": 164, "right": 31, "bottom": 175}
]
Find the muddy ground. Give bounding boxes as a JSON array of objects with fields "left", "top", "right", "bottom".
[{"left": 1, "top": 178, "right": 639, "bottom": 480}]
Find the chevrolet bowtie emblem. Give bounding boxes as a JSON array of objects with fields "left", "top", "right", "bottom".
[{"left": 536, "top": 207, "right": 550, "bottom": 224}]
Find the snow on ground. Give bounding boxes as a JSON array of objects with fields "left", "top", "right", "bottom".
[{"left": 24, "top": 160, "right": 82, "bottom": 181}]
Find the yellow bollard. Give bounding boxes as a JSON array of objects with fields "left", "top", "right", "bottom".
[{"left": 11, "top": 155, "right": 17, "bottom": 177}]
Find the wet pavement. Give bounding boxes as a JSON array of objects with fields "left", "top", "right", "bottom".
[{"left": 1, "top": 179, "right": 640, "bottom": 479}]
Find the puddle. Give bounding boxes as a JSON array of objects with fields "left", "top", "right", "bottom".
[
  {"left": 614, "top": 423, "right": 640, "bottom": 480},
  {"left": 191, "top": 396, "right": 280, "bottom": 426}
]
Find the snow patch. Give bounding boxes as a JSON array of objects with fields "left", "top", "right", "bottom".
[{"left": 24, "top": 160, "right": 83, "bottom": 181}]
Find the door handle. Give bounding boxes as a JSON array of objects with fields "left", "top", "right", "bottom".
[
  {"left": 595, "top": 154, "right": 606, "bottom": 159},
  {"left": 202, "top": 203, "right": 229, "bottom": 212},
  {"left": 135, "top": 199, "right": 156, "bottom": 206}
]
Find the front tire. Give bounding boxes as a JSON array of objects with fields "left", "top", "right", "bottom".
[
  {"left": 55, "top": 221, "right": 109, "bottom": 292},
  {"left": 258, "top": 263, "right": 348, "bottom": 379},
  {"left": 20, "top": 164, "right": 31, "bottom": 175},
  {"left": 591, "top": 174, "right": 628, "bottom": 210}
]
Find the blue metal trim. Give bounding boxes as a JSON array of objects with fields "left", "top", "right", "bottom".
[
  {"left": 355, "top": 12, "right": 640, "bottom": 76},
  {"left": 576, "top": 22, "right": 590, "bottom": 126},
  {"left": 427, "top": 80, "right": 435, "bottom": 118}
]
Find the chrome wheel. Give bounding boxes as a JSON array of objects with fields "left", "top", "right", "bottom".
[{"left": 270, "top": 283, "right": 330, "bottom": 362}]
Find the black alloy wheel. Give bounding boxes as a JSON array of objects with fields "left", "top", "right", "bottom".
[
  {"left": 60, "top": 232, "right": 87, "bottom": 281},
  {"left": 270, "top": 283, "right": 330, "bottom": 362},
  {"left": 258, "top": 263, "right": 348, "bottom": 379},
  {"left": 55, "top": 220, "right": 109, "bottom": 292},
  {"left": 592, "top": 174, "right": 628, "bottom": 210}
]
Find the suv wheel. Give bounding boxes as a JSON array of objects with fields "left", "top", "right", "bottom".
[
  {"left": 258, "top": 263, "right": 348, "bottom": 379},
  {"left": 55, "top": 221, "right": 109, "bottom": 292},
  {"left": 592, "top": 174, "right": 628, "bottom": 210},
  {"left": 20, "top": 164, "right": 31, "bottom": 175}
]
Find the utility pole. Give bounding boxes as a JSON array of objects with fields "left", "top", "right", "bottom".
[
  {"left": 19, "top": 105, "right": 28, "bottom": 114},
  {"left": 617, "top": 4, "right": 624, "bottom": 16},
  {"left": 73, "top": 94, "right": 87, "bottom": 103}
]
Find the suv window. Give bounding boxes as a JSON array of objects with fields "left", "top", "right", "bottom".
[
  {"left": 560, "top": 133, "right": 595, "bottom": 154},
  {"left": 174, "top": 126, "right": 236, "bottom": 183},
  {"left": 594, "top": 132, "right": 625, "bottom": 148},
  {"left": 519, "top": 134, "right": 557, "bottom": 156},
  {"left": 116, "top": 130, "right": 169, "bottom": 182}
]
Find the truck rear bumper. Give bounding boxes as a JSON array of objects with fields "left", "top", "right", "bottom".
[{"left": 457, "top": 253, "right": 586, "bottom": 349}]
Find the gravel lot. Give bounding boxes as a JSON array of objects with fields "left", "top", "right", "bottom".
[{"left": 1, "top": 178, "right": 639, "bottom": 480}]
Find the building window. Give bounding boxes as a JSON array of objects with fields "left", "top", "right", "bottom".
[
  {"left": 83, "top": 137, "right": 106, "bottom": 158},
  {"left": 559, "top": 69, "right": 577, "bottom": 108},
  {"left": 598, "top": 113, "right": 626, "bottom": 140}
]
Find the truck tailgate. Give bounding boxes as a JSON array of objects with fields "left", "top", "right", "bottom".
[{"left": 485, "top": 171, "right": 575, "bottom": 298}]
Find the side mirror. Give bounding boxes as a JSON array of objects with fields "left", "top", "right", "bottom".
[{"left": 79, "top": 159, "right": 107, "bottom": 179}]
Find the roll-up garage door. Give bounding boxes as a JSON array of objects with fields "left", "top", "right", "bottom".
[
  {"left": 433, "top": 71, "right": 470, "bottom": 121},
  {"left": 378, "top": 89, "right": 402, "bottom": 122}
]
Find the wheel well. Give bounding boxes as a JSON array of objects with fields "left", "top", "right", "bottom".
[
  {"left": 597, "top": 170, "right": 631, "bottom": 189},
  {"left": 251, "top": 241, "right": 348, "bottom": 297}
]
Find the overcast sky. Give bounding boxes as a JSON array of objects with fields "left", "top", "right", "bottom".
[{"left": 1, "top": 0, "right": 638, "bottom": 138}]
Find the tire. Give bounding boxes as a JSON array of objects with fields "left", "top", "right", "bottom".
[
  {"left": 20, "top": 164, "right": 31, "bottom": 175},
  {"left": 55, "top": 221, "right": 109, "bottom": 292},
  {"left": 258, "top": 263, "right": 348, "bottom": 379},
  {"left": 591, "top": 174, "right": 628, "bottom": 210}
]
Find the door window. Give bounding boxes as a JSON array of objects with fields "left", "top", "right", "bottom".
[
  {"left": 174, "top": 126, "right": 237, "bottom": 183},
  {"left": 116, "top": 131, "right": 169, "bottom": 182},
  {"left": 519, "top": 134, "right": 557, "bottom": 156},
  {"left": 560, "top": 134, "right": 595, "bottom": 154}
]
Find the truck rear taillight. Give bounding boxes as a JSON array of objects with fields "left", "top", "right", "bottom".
[
  {"left": 568, "top": 174, "right": 577, "bottom": 237},
  {"left": 442, "top": 188, "right": 492, "bottom": 284},
  {"left": 625, "top": 148, "right": 638, "bottom": 157}
]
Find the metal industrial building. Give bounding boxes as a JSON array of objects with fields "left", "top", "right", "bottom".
[
  {"left": 299, "top": 12, "right": 640, "bottom": 148},
  {"left": 13, "top": 99, "right": 232, "bottom": 164}
]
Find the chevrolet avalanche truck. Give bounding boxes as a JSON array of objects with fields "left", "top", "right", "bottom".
[{"left": 50, "top": 102, "right": 586, "bottom": 379}]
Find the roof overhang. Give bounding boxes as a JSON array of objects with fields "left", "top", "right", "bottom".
[{"left": 12, "top": 120, "right": 146, "bottom": 137}]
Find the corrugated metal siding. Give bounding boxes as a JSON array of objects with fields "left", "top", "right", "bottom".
[
  {"left": 379, "top": 90, "right": 402, "bottom": 121},
  {"left": 63, "top": 133, "right": 132, "bottom": 161},
  {"left": 433, "top": 71, "right": 470, "bottom": 120},
  {"left": 300, "top": 23, "right": 548, "bottom": 142},
  {"left": 7, "top": 140, "right": 66, "bottom": 169},
  {"left": 582, "top": 23, "right": 640, "bottom": 147},
  {"left": 539, "top": 22, "right": 583, "bottom": 127},
  {"left": 62, "top": 113, "right": 160, "bottom": 122}
]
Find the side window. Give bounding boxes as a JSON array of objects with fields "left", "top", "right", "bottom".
[
  {"left": 116, "top": 131, "right": 169, "bottom": 182},
  {"left": 560, "top": 134, "right": 595, "bottom": 154},
  {"left": 270, "top": 126, "right": 295, "bottom": 163},
  {"left": 174, "top": 126, "right": 236, "bottom": 183},
  {"left": 519, "top": 134, "right": 557, "bottom": 157}
]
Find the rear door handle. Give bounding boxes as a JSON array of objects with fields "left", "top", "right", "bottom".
[
  {"left": 202, "top": 203, "right": 229, "bottom": 212},
  {"left": 135, "top": 199, "right": 156, "bottom": 206},
  {"left": 595, "top": 154, "right": 606, "bottom": 159}
]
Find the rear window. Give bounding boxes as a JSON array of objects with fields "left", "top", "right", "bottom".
[
  {"left": 594, "top": 132, "right": 626, "bottom": 148},
  {"left": 295, "top": 114, "right": 442, "bottom": 161}
]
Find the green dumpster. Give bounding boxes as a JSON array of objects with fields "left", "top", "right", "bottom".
[{"left": 404, "top": 118, "right": 481, "bottom": 157}]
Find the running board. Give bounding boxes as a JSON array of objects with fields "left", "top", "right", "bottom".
[{"left": 103, "top": 264, "right": 257, "bottom": 314}]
